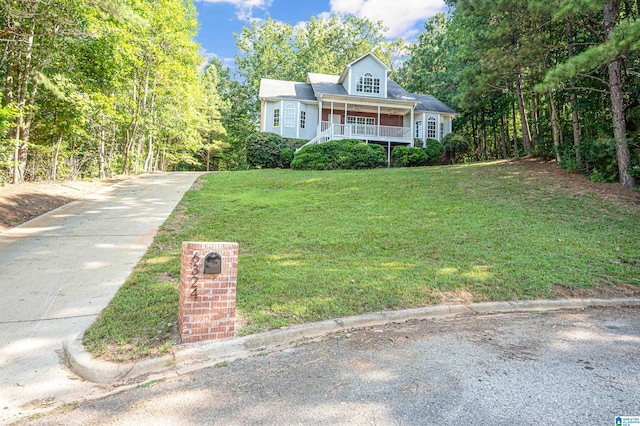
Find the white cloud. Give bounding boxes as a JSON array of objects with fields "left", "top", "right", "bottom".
[
  {"left": 329, "top": 0, "right": 445, "bottom": 39},
  {"left": 200, "top": 48, "right": 219, "bottom": 60},
  {"left": 196, "top": 0, "right": 272, "bottom": 21}
]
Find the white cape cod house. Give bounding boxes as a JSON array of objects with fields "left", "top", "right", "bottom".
[{"left": 258, "top": 52, "right": 457, "bottom": 161}]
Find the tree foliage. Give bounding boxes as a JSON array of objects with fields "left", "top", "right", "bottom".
[
  {"left": 399, "top": 0, "right": 639, "bottom": 186},
  {"left": 0, "top": 0, "right": 218, "bottom": 182}
]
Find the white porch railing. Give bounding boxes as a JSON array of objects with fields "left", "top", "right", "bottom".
[
  {"left": 324, "top": 122, "right": 412, "bottom": 141},
  {"left": 297, "top": 122, "right": 413, "bottom": 152}
]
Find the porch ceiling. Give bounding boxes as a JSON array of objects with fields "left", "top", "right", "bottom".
[{"left": 322, "top": 103, "right": 410, "bottom": 115}]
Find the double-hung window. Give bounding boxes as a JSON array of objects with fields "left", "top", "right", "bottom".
[
  {"left": 273, "top": 108, "right": 280, "bottom": 127},
  {"left": 427, "top": 117, "right": 437, "bottom": 139},
  {"left": 299, "top": 110, "right": 306, "bottom": 129}
]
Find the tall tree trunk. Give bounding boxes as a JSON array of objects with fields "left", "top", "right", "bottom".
[
  {"left": 515, "top": 74, "right": 532, "bottom": 153},
  {"left": 144, "top": 134, "right": 153, "bottom": 172},
  {"left": 566, "top": 19, "right": 582, "bottom": 167},
  {"left": 99, "top": 124, "right": 106, "bottom": 179},
  {"left": 471, "top": 113, "right": 479, "bottom": 161},
  {"left": 52, "top": 133, "right": 63, "bottom": 181},
  {"left": 500, "top": 115, "right": 508, "bottom": 159},
  {"left": 604, "top": 1, "right": 635, "bottom": 187},
  {"left": 481, "top": 109, "right": 487, "bottom": 161},
  {"left": 548, "top": 91, "right": 561, "bottom": 163},
  {"left": 512, "top": 99, "right": 519, "bottom": 158}
]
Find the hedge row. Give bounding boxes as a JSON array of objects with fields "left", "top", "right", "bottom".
[
  {"left": 245, "top": 132, "right": 445, "bottom": 170},
  {"left": 291, "top": 139, "right": 386, "bottom": 170}
]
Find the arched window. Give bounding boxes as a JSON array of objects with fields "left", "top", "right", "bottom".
[
  {"left": 356, "top": 73, "right": 380, "bottom": 94},
  {"left": 427, "top": 117, "right": 437, "bottom": 139},
  {"left": 284, "top": 103, "right": 295, "bottom": 128}
]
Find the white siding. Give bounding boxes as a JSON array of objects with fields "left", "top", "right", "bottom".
[
  {"left": 262, "top": 101, "right": 319, "bottom": 140},
  {"left": 345, "top": 56, "right": 387, "bottom": 98},
  {"left": 303, "top": 103, "right": 319, "bottom": 140},
  {"left": 262, "top": 101, "right": 281, "bottom": 135}
]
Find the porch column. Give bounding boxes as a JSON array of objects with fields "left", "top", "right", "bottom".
[
  {"left": 330, "top": 101, "right": 334, "bottom": 127},
  {"left": 318, "top": 99, "right": 322, "bottom": 136},
  {"left": 344, "top": 102, "right": 348, "bottom": 138},
  {"left": 377, "top": 106, "right": 380, "bottom": 138},
  {"left": 410, "top": 107, "right": 414, "bottom": 147},
  {"left": 422, "top": 113, "right": 427, "bottom": 147},
  {"left": 280, "top": 99, "right": 284, "bottom": 137},
  {"left": 296, "top": 102, "right": 300, "bottom": 139}
]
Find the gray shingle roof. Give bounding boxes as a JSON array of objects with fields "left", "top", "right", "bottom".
[
  {"left": 258, "top": 78, "right": 316, "bottom": 101},
  {"left": 259, "top": 76, "right": 457, "bottom": 115},
  {"left": 413, "top": 93, "right": 457, "bottom": 114},
  {"left": 307, "top": 73, "right": 348, "bottom": 96},
  {"left": 387, "top": 80, "right": 417, "bottom": 102}
]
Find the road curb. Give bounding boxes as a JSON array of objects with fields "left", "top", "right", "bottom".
[{"left": 63, "top": 298, "right": 640, "bottom": 384}]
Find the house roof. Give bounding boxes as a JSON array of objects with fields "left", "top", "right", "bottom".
[
  {"left": 413, "top": 93, "right": 457, "bottom": 114},
  {"left": 260, "top": 76, "right": 457, "bottom": 114},
  {"left": 258, "top": 78, "right": 316, "bottom": 101},
  {"left": 307, "top": 73, "right": 347, "bottom": 96},
  {"left": 258, "top": 54, "right": 457, "bottom": 115}
]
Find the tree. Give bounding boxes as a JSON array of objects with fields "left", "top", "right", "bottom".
[{"left": 199, "top": 59, "right": 228, "bottom": 171}]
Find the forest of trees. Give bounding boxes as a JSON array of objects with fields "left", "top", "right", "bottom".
[
  {"left": 1, "top": 0, "right": 638, "bottom": 187},
  {"left": 399, "top": 0, "right": 639, "bottom": 187}
]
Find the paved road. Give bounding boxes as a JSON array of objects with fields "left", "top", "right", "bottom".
[
  {"left": 0, "top": 172, "right": 202, "bottom": 424},
  {"left": 27, "top": 306, "right": 640, "bottom": 425}
]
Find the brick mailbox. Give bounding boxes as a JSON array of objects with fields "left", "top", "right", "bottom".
[{"left": 178, "top": 242, "right": 238, "bottom": 343}]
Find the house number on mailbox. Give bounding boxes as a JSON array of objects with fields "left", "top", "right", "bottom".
[{"left": 204, "top": 252, "right": 222, "bottom": 275}]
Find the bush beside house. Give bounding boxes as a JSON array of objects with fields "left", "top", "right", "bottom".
[
  {"left": 291, "top": 139, "right": 386, "bottom": 170},
  {"left": 246, "top": 132, "right": 288, "bottom": 168},
  {"left": 391, "top": 146, "right": 428, "bottom": 167}
]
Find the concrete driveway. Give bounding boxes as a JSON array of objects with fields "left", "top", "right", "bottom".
[
  {"left": 0, "top": 172, "right": 202, "bottom": 424},
  {"left": 26, "top": 306, "right": 640, "bottom": 425}
]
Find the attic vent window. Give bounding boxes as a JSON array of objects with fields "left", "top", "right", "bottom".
[{"left": 356, "top": 73, "right": 380, "bottom": 94}]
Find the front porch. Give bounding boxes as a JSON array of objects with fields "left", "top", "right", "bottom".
[{"left": 319, "top": 121, "right": 413, "bottom": 144}]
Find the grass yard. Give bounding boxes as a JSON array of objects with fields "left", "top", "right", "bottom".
[{"left": 84, "top": 160, "right": 640, "bottom": 361}]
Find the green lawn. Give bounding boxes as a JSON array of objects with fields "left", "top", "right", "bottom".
[{"left": 84, "top": 161, "right": 640, "bottom": 360}]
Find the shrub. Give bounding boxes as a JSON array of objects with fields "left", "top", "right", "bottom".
[
  {"left": 246, "top": 132, "right": 287, "bottom": 168},
  {"left": 284, "top": 138, "right": 308, "bottom": 150},
  {"left": 442, "top": 133, "right": 470, "bottom": 164},
  {"left": 280, "top": 148, "right": 294, "bottom": 168},
  {"left": 424, "top": 138, "right": 444, "bottom": 163},
  {"left": 391, "top": 146, "right": 428, "bottom": 167},
  {"left": 579, "top": 137, "right": 618, "bottom": 182},
  {"left": 291, "top": 139, "right": 385, "bottom": 170}
]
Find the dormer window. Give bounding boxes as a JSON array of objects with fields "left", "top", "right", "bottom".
[{"left": 356, "top": 73, "right": 380, "bottom": 94}]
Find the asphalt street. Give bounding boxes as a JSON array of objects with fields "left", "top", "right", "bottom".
[
  {"left": 28, "top": 306, "right": 640, "bottom": 425},
  {"left": 0, "top": 172, "right": 202, "bottom": 424}
]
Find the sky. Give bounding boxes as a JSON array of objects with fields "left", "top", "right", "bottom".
[{"left": 194, "top": 0, "right": 448, "bottom": 67}]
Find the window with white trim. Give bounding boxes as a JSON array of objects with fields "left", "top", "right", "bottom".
[
  {"left": 347, "top": 116, "right": 376, "bottom": 135},
  {"left": 284, "top": 103, "right": 295, "bottom": 127},
  {"left": 427, "top": 117, "right": 436, "bottom": 139},
  {"left": 440, "top": 122, "right": 445, "bottom": 140},
  {"left": 299, "top": 110, "right": 306, "bottom": 129},
  {"left": 356, "top": 72, "right": 380, "bottom": 94},
  {"left": 273, "top": 108, "right": 280, "bottom": 127},
  {"left": 347, "top": 116, "right": 376, "bottom": 126}
]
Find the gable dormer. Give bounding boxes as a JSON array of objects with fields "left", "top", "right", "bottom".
[{"left": 338, "top": 52, "right": 390, "bottom": 99}]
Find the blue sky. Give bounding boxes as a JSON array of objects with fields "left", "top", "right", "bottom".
[{"left": 194, "top": 0, "right": 447, "bottom": 67}]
